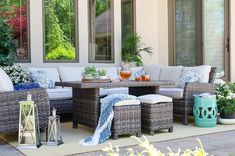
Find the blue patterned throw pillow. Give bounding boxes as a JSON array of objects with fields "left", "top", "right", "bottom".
[
  {"left": 130, "top": 67, "right": 145, "bottom": 80},
  {"left": 180, "top": 71, "right": 203, "bottom": 88},
  {"left": 30, "top": 70, "right": 55, "bottom": 89}
]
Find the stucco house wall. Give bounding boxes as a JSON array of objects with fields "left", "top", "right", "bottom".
[{"left": 21, "top": 0, "right": 235, "bottom": 81}]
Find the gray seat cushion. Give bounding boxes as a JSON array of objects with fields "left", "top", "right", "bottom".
[
  {"left": 159, "top": 88, "right": 184, "bottom": 99},
  {"left": 47, "top": 88, "right": 72, "bottom": 100}
]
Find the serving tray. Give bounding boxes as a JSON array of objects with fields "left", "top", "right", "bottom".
[{"left": 82, "top": 78, "right": 112, "bottom": 83}]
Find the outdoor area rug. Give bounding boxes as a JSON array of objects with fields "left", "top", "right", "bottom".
[{"left": 1, "top": 121, "right": 235, "bottom": 156}]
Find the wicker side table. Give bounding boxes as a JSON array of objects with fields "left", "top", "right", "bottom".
[
  {"left": 111, "top": 100, "right": 141, "bottom": 139},
  {"left": 138, "top": 94, "right": 173, "bottom": 135}
]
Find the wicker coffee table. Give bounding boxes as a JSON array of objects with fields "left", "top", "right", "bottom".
[{"left": 56, "top": 80, "right": 175, "bottom": 128}]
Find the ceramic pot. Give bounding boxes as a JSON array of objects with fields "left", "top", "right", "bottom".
[
  {"left": 218, "top": 112, "right": 235, "bottom": 125},
  {"left": 220, "top": 112, "right": 235, "bottom": 119},
  {"left": 100, "top": 76, "right": 107, "bottom": 79}
]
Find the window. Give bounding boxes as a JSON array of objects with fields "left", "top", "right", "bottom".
[
  {"left": 0, "top": 0, "right": 30, "bottom": 62},
  {"left": 203, "top": 0, "right": 227, "bottom": 78},
  {"left": 43, "top": 0, "right": 78, "bottom": 62},
  {"left": 89, "top": 0, "right": 114, "bottom": 63},
  {"left": 121, "top": 0, "right": 135, "bottom": 44},
  {"left": 175, "top": 0, "right": 196, "bottom": 66},
  {"left": 169, "top": 0, "right": 230, "bottom": 80}
]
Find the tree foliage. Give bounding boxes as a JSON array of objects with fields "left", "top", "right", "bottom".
[
  {"left": 45, "top": 0, "right": 76, "bottom": 61},
  {"left": 0, "top": 0, "right": 29, "bottom": 61},
  {"left": 0, "top": 18, "right": 16, "bottom": 66},
  {"left": 96, "top": 0, "right": 109, "bottom": 16}
]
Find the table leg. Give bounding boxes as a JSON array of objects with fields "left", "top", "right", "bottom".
[
  {"left": 129, "top": 86, "right": 159, "bottom": 96},
  {"left": 72, "top": 88, "right": 100, "bottom": 128}
]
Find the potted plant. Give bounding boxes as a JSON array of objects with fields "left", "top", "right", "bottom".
[
  {"left": 216, "top": 82, "right": 235, "bottom": 124},
  {"left": 83, "top": 66, "right": 99, "bottom": 79},
  {"left": 122, "top": 33, "right": 153, "bottom": 66},
  {"left": 1, "top": 65, "right": 30, "bottom": 85},
  {"left": 98, "top": 69, "right": 107, "bottom": 79}
]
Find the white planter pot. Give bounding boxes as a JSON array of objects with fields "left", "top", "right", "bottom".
[
  {"left": 218, "top": 117, "right": 235, "bottom": 125},
  {"left": 100, "top": 76, "right": 107, "bottom": 79}
]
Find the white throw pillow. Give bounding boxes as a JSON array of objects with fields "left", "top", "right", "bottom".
[
  {"left": 0, "top": 68, "right": 14, "bottom": 91},
  {"left": 182, "top": 65, "right": 211, "bottom": 83},
  {"left": 159, "top": 66, "right": 183, "bottom": 87},
  {"left": 58, "top": 67, "right": 84, "bottom": 81}
]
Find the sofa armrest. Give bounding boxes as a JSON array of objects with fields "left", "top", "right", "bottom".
[
  {"left": 184, "top": 82, "right": 216, "bottom": 99},
  {"left": 183, "top": 82, "right": 216, "bottom": 110},
  {"left": 0, "top": 88, "right": 50, "bottom": 134}
]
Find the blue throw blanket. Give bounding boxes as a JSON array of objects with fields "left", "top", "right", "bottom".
[{"left": 80, "top": 94, "right": 137, "bottom": 146}]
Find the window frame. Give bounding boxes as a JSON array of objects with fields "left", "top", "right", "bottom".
[
  {"left": 88, "top": 0, "right": 115, "bottom": 63},
  {"left": 18, "top": 0, "right": 31, "bottom": 63},
  {"left": 42, "top": 0, "right": 79, "bottom": 63}
]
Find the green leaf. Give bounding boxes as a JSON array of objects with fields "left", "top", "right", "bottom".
[{"left": 121, "top": 33, "right": 153, "bottom": 66}]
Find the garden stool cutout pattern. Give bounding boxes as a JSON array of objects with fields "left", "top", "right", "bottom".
[
  {"left": 17, "top": 101, "right": 41, "bottom": 149},
  {"left": 112, "top": 100, "right": 141, "bottom": 139},
  {"left": 193, "top": 95, "right": 217, "bottom": 127},
  {"left": 137, "top": 94, "right": 173, "bottom": 135}
]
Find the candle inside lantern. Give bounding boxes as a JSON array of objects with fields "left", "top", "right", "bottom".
[
  {"left": 27, "top": 93, "right": 32, "bottom": 101},
  {"left": 52, "top": 108, "right": 56, "bottom": 117}
]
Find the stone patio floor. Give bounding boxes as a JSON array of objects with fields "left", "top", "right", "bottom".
[{"left": 1, "top": 130, "right": 235, "bottom": 156}]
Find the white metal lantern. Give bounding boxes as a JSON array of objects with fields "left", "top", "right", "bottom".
[
  {"left": 17, "top": 101, "right": 41, "bottom": 149},
  {"left": 47, "top": 108, "right": 63, "bottom": 146}
]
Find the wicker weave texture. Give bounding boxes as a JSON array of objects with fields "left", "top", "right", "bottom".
[
  {"left": 174, "top": 82, "right": 216, "bottom": 120},
  {"left": 50, "top": 99, "right": 72, "bottom": 114},
  {"left": 172, "top": 67, "right": 217, "bottom": 125},
  {"left": 141, "top": 102, "right": 173, "bottom": 134},
  {"left": 0, "top": 88, "right": 50, "bottom": 134},
  {"left": 209, "top": 67, "right": 217, "bottom": 83},
  {"left": 70, "top": 81, "right": 175, "bottom": 128},
  {"left": 73, "top": 88, "right": 100, "bottom": 128},
  {"left": 56, "top": 80, "right": 176, "bottom": 89},
  {"left": 112, "top": 105, "right": 141, "bottom": 139}
]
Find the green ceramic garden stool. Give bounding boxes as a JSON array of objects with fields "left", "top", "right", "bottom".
[{"left": 193, "top": 95, "right": 217, "bottom": 127}]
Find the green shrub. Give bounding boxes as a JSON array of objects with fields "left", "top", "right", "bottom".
[
  {"left": 0, "top": 65, "right": 30, "bottom": 85},
  {"left": 46, "top": 46, "right": 76, "bottom": 60},
  {"left": 216, "top": 82, "right": 235, "bottom": 115},
  {"left": 0, "top": 18, "right": 16, "bottom": 66}
]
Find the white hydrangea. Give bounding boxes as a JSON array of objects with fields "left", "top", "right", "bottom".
[{"left": 0, "top": 65, "right": 30, "bottom": 85}]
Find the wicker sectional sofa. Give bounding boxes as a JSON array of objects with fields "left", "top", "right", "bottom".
[{"left": 0, "top": 88, "right": 50, "bottom": 134}]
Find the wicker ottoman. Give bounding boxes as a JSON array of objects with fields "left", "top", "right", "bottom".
[
  {"left": 138, "top": 94, "right": 173, "bottom": 135},
  {"left": 112, "top": 100, "right": 141, "bottom": 139}
]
